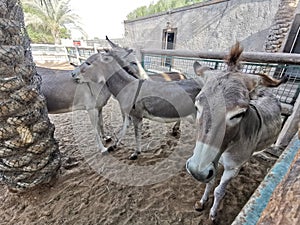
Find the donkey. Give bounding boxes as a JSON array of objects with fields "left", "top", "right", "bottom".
[
  {"left": 105, "top": 36, "right": 187, "bottom": 82},
  {"left": 105, "top": 36, "right": 187, "bottom": 134},
  {"left": 185, "top": 43, "right": 286, "bottom": 221},
  {"left": 72, "top": 50, "right": 203, "bottom": 159},
  {"left": 40, "top": 46, "right": 147, "bottom": 154},
  {"left": 39, "top": 65, "right": 110, "bottom": 148}
]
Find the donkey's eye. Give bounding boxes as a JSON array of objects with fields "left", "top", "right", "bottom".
[
  {"left": 226, "top": 108, "right": 247, "bottom": 127},
  {"left": 103, "top": 56, "right": 112, "bottom": 62},
  {"left": 230, "top": 111, "right": 245, "bottom": 121},
  {"left": 85, "top": 62, "right": 91, "bottom": 66},
  {"left": 131, "top": 62, "right": 137, "bottom": 66}
]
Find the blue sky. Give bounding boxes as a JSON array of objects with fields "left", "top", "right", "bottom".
[{"left": 70, "top": 0, "right": 158, "bottom": 39}]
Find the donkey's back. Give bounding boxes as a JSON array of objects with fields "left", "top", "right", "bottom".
[{"left": 38, "top": 67, "right": 110, "bottom": 114}]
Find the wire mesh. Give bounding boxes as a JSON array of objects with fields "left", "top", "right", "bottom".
[{"left": 142, "top": 54, "right": 300, "bottom": 106}]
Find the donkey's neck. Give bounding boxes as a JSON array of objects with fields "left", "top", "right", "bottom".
[{"left": 106, "top": 68, "right": 137, "bottom": 97}]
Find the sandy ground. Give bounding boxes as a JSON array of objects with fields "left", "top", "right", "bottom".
[{"left": 0, "top": 64, "right": 275, "bottom": 225}]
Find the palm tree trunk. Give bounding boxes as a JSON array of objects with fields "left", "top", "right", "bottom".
[{"left": 0, "top": 0, "right": 61, "bottom": 191}]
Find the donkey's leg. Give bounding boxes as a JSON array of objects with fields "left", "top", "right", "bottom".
[
  {"left": 209, "top": 167, "right": 240, "bottom": 221},
  {"left": 195, "top": 177, "right": 215, "bottom": 211},
  {"left": 106, "top": 115, "right": 130, "bottom": 152},
  {"left": 96, "top": 108, "right": 105, "bottom": 137},
  {"left": 129, "top": 117, "right": 143, "bottom": 160},
  {"left": 97, "top": 108, "right": 112, "bottom": 142},
  {"left": 116, "top": 115, "right": 130, "bottom": 145},
  {"left": 87, "top": 109, "right": 107, "bottom": 153}
]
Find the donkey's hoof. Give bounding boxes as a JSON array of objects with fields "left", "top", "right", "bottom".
[
  {"left": 104, "top": 136, "right": 113, "bottom": 143},
  {"left": 107, "top": 145, "right": 116, "bottom": 152},
  {"left": 129, "top": 154, "right": 138, "bottom": 160},
  {"left": 209, "top": 213, "right": 217, "bottom": 222},
  {"left": 194, "top": 201, "right": 205, "bottom": 211},
  {"left": 101, "top": 149, "right": 109, "bottom": 155},
  {"left": 209, "top": 209, "right": 217, "bottom": 222},
  {"left": 171, "top": 130, "right": 181, "bottom": 137},
  {"left": 171, "top": 127, "right": 181, "bottom": 137}
]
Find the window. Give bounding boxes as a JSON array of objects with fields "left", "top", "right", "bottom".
[{"left": 162, "top": 28, "right": 177, "bottom": 67}]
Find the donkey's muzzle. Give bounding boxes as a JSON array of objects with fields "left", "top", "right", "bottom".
[
  {"left": 71, "top": 71, "right": 76, "bottom": 78},
  {"left": 71, "top": 71, "right": 82, "bottom": 83},
  {"left": 186, "top": 159, "right": 216, "bottom": 183}
]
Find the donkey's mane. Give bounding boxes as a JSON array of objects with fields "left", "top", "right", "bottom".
[{"left": 224, "top": 42, "right": 243, "bottom": 72}]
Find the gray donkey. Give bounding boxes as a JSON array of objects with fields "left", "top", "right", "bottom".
[
  {"left": 105, "top": 36, "right": 187, "bottom": 82},
  {"left": 186, "top": 42, "right": 286, "bottom": 221},
  {"left": 105, "top": 37, "right": 187, "bottom": 135},
  {"left": 72, "top": 50, "right": 203, "bottom": 159},
  {"left": 40, "top": 43, "right": 147, "bottom": 153}
]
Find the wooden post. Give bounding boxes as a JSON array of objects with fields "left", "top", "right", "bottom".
[{"left": 276, "top": 93, "right": 300, "bottom": 148}]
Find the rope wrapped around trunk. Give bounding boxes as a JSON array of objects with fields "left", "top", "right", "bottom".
[{"left": 0, "top": 0, "right": 61, "bottom": 191}]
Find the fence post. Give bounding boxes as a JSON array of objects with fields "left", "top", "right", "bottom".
[
  {"left": 75, "top": 46, "right": 80, "bottom": 65},
  {"left": 169, "top": 56, "right": 172, "bottom": 71},
  {"left": 63, "top": 46, "right": 69, "bottom": 62},
  {"left": 276, "top": 93, "right": 300, "bottom": 148},
  {"left": 140, "top": 50, "right": 145, "bottom": 69},
  {"left": 214, "top": 61, "right": 219, "bottom": 69},
  {"left": 93, "top": 44, "right": 98, "bottom": 53}
]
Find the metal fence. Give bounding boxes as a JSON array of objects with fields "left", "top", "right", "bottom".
[
  {"left": 65, "top": 46, "right": 106, "bottom": 65},
  {"left": 31, "top": 44, "right": 68, "bottom": 62},
  {"left": 141, "top": 50, "right": 300, "bottom": 113},
  {"left": 31, "top": 44, "right": 300, "bottom": 113},
  {"left": 31, "top": 44, "right": 105, "bottom": 65},
  {"left": 31, "top": 45, "right": 299, "bottom": 146}
]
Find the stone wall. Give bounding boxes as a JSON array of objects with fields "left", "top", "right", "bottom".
[
  {"left": 124, "top": 0, "right": 281, "bottom": 53},
  {"left": 265, "top": 0, "right": 299, "bottom": 52}
]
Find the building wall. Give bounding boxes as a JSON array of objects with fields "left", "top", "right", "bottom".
[
  {"left": 124, "top": 0, "right": 281, "bottom": 53},
  {"left": 265, "top": 0, "right": 299, "bottom": 52}
]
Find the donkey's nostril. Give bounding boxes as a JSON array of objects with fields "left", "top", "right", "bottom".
[
  {"left": 206, "top": 169, "right": 214, "bottom": 180},
  {"left": 73, "top": 77, "right": 81, "bottom": 83}
]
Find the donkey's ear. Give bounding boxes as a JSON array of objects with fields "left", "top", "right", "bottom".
[
  {"left": 124, "top": 49, "right": 134, "bottom": 58},
  {"left": 193, "top": 61, "right": 212, "bottom": 76},
  {"left": 70, "top": 62, "right": 78, "bottom": 67},
  {"left": 193, "top": 61, "right": 203, "bottom": 76},
  {"left": 106, "top": 35, "right": 119, "bottom": 48},
  {"left": 256, "top": 73, "right": 288, "bottom": 87},
  {"left": 243, "top": 73, "right": 287, "bottom": 93}
]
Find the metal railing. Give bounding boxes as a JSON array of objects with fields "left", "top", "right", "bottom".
[
  {"left": 65, "top": 46, "right": 107, "bottom": 65},
  {"left": 30, "top": 44, "right": 299, "bottom": 146},
  {"left": 141, "top": 49, "right": 300, "bottom": 110},
  {"left": 31, "top": 44, "right": 69, "bottom": 62},
  {"left": 31, "top": 44, "right": 300, "bottom": 112},
  {"left": 31, "top": 44, "right": 106, "bottom": 65}
]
